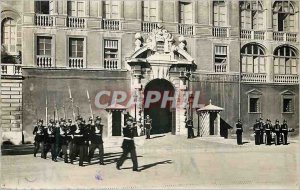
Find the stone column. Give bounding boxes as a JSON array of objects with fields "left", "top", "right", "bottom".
[
  {"left": 137, "top": 1, "right": 142, "bottom": 20},
  {"left": 98, "top": 1, "right": 103, "bottom": 18},
  {"left": 119, "top": 1, "right": 124, "bottom": 19},
  {"left": 193, "top": 1, "right": 198, "bottom": 24},
  {"left": 174, "top": 1, "right": 179, "bottom": 23},
  {"left": 209, "top": 1, "right": 214, "bottom": 26},
  {"left": 158, "top": 1, "right": 163, "bottom": 22},
  {"left": 266, "top": 0, "right": 273, "bottom": 40},
  {"left": 266, "top": 55, "right": 274, "bottom": 83}
]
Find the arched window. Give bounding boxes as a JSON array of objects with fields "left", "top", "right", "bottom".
[
  {"left": 213, "top": 1, "right": 227, "bottom": 27},
  {"left": 274, "top": 46, "right": 298, "bottom": 75},
  {"left": 1, "top": 18, "right": 16, "bottom": 53},
  {"left": 273, "top": 1, "right": 295, "bottom": 32},
  {"left": 241, "top": 44, "right": 266, "bottom": 73},
  {"left": 240, "top": 1, "right": 264, "bottom": 30}
]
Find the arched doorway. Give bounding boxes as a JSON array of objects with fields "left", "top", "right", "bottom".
[{"left": 143, "top": 79, "right": 176, "bottom": 134}]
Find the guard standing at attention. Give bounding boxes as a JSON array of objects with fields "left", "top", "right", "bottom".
[
  {"left": 186, "top": 117, "right": 194, "bottom": 139},
  {"left": 253, "top": 119, "right": 260, "bottom": 145},
  {"left": 264, "top": 119, "right": 272, "bottom": 145},
  {"left": 273, "top": 119, "right": 281, "bottom": 145},
  {"left": 281, "top": 119, "right": 289, "bottom": 145},
  {"left": 144, "top": 115, "right": 152, "bottom": 139},
  {"left": 235, "top": 119, "right": 243, "bottom": 145},
  {"left": 258, "top": 118, "right": 265, "bottom": 144},
  {"left": 116, "top": 116, "right": 139, "bottom": 172},
  {"left": 33, "top": 119, "right": 45, "bottom": 158},
  {"left": 88, "top": 116, "right": 105, "bottom": 165}
]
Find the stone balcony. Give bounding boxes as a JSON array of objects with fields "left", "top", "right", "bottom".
[
  {"left": 241, "top": 73, "right": 267, "bottom": 83},
  {"left": 241, "top": 73, "right": 299, "bottom": 84},
  {"left": 212, "top": 27, "right": 229, "bottom": 38},
  {"left": 36, "top": 55, "right": 53, "bottom": 68},
  {"left": 104, "top": 58, "right": 119, "bottom": 70},
  {"left": 68, "top": 57, "right": 85, "bottom": 69},
  {"left": 178, "top": 24, "right": 194, "bottom": 36},
  {"left": 1, "top": 63, "right": 22, "bottom": 77},
  {"left": 35, "top": 14, "right": 54, "bottom": 26},
  {"left": 274, "top": 74, "right": 299, "bottom": 84},
  {"left": 273, "top": 32, "right": 298, "bottom": 42},
  {"left": 241, "top": 30, "right": 266, "bottom": 40}
]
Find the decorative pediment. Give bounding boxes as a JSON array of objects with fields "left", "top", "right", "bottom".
[
  {"left": 127, "top": 24, "right": 194, "bottom": 65},
  {"left": 280, "top": 90, "right": 295, "bottom": 96},
  {"left": 246, "top": 89, "right": 263, "bottom": 95}
]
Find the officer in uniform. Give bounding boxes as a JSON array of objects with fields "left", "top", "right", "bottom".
[
  {"left": 253, "top": 119, "right": 260, "bottom": 145},
  {"left": 88, "top": 116, "right": 105, "bottom": 165},
  {"left": 144, "top": 115, "right": 152, "bottom": 139},
  {"left": 258, "top": 118, "right": 265, "bottom": 144},
  {"left": 185, "top": 117, "right": 194, "bottom": 139},
  {"left": 281, "top": 119, "right": 289, "bottom": 145},
  {"left": 56, "top": 118, "right": 70, "bottom": 163},
  {"left": 264, "top": 119, "right": 272, "bottom": 145},
  {"left": 33, "top": 119, "right": 45, "bottom": 158},
  {"left": 44, "top": 119, "right": 57, "bottom": 161},
  {"left": 116, "top": 116, "right": 139, "bottom": 172},
  {"left": 235, "top": 119, "right": 243, "bottom": 145},
  {"left": 70, "top": 117, "right": 85, "bottom": 166},
  {"left": 273, "top": 119, "right": 281, "bottom": 145}
]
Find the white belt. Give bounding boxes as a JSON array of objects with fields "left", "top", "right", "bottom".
[
  {"left": 124, "top": 137, "right": 133, "bottom": 140},
  {"left": 74, "top": 135, "right": 83, "bottom": 137}
]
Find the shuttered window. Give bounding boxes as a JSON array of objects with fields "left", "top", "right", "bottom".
[{"left": 179, "top": 2, "right": 193, "bottom": 24}]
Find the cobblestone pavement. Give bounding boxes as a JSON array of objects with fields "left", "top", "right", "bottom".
[{"left": 1, "top": 134, "right": 299, "bottom": 189}]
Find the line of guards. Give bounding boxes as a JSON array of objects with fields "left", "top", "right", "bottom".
[
  {"left": 33, "top": 116, "right": 105, "bottom": 167},
  {"left": 33, "top": 115, "right": 146, "bottom": 171},
  {"left": 235, "top": 118, "right": 293, "bottom": 145}
]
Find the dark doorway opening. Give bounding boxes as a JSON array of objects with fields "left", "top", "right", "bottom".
[
  {"left": 144, "top": 79, "right": 175, "bottom": 134},
  {"left": 209, "top": 112, "right": 217, "bottom": 135},
  {"left": 112, "top": 111, "right": 121, "bottom": 136}
]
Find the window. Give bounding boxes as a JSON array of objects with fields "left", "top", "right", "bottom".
[
  {"left": 213, "top": 1, "right": 226, "bottom": 27},
  {"left": 104, "top": 39, "right": 119, "bottom": 69},
  {"left": 103, "top": 1, "right": 119, "bottom": 19},
  {"left": 35, "top": 1, "right": 54, "bottom": 14},
  {"left": 214, "top": 45, "right": 227, "bottom": 72},
  {"left": 273, "top": 46, "right": 298, "bottom": 75},
  {"left": 241, "top": 44, "right": 265, "bottom": 73},
  {"left": 1, "top": 18, "right": 16, "bottom": 53},
  {"left": 67, "top": 1, "right": 85, "bottom": 17},
  {"left": 69, "top": 38, "right": 84, "bottom": 58},
  {"left": 273, "top": 1, "right": 295, "bottom": 32},
  {"left": 142, "top": 0, "right": 157, "bottom": 22},
  {"left": 240, "top": 1, "right": 264, "bottom": 30},
  {"left": 37, "top": 36, "right": 52, "bottom": 56},
  {"left": 179, "top": 2, "right": 193, "bottom": 24},
  {"left": 249, "top": 98, "right": 260, "bottom": 113},
  {"left": 283, "top": 98, "right": 293, "bottom": 112}
]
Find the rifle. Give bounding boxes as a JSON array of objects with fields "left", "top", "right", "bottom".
[
  {"left": 45, "top": 95, "right": 48, "bottom": 125},
  {"left": 54, "top": 95, "right": 59, "bottom": 122},
  {"left": 62, "top": 103, "right": 66, "bottom": 120},
  {"left": 86, "top": 90, "right": 94, "bottom": 120},
  {"left": 76, "top": 105, "right": 80, "bottom": 117},
  {"left": 35, "top": 108, "right": 38, "bottom": 124},
  {"left": 68, "top": 86, "right": 76, "bottom": 121}
]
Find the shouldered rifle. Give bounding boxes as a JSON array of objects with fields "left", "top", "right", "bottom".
[
  {"left": 86, "top": 90, "right": 94, "bottom": 121},
  {"left": 68, "top": 86, "right": 76, "bottom": 121}
]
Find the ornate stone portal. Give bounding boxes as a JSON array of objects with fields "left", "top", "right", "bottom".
[{"left": 127, "top": 24, "right": 196, "bottom": 135}]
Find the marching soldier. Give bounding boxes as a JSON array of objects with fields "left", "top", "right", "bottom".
[
  {"left": 44, "top": 119, "right": 57, "bottom": 161},
  {"left": 264, "top": 119, "right": 272, "bottom": 145},
  {"left": 186, "top": 117, "right": 194, "bottom": 139},
  {"left": 33, "top": 119, "right": 45, "bottom": 158},
  {"left": 235, "top": 119, "right": 243, "bottom": 145},
  {"left": 281, "top": 120, "right": 289, "bottom": 145},
  {"left": 258, "top": 118, "right": 265, "bottom": 144},
  {"left": 56, "top": 118, "right": 69, "bottom": 163},
  {"left": 66, "top": 119, "right": 76, "bottom": 163},
  {"left": 144, "top": 115, "right": 152, "bottom": 139},
  {"left": 253, "top": 119, "right": 260, "bottom": 145},
  {"left": 273, "top": 119, "right": 281, "bottom": 145},
  {"left": 88, "top": 116, "right": 105, "bottom": 165},
  {"left": 70, "top": 117, "right": 85, "bottom": 166},
  {"left": 116, "top": 116, "right": 139, "bottom": 172}
]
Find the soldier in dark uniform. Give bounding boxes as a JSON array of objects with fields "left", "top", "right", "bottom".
[
  {"left": 264, "top": 119, "right": 272, "bottom": 145},
  {"left": 66, "top": 119, "right": 76, "bottom": 163},
  {"left": 88, "top": 116, "right": 105, "bottom": 165},
  {"left": 33, "top": 119, "right": 45, "bottom": 158},
  {"left": 55, "top": 118, "right": 70, "bottom": 163},
  {"left": 235, "top": 119, "right": 243, "bottom": 145},
  {"left": 116, "top": 116, "right": 139, "bottom": 172},
  {"left": 281, "top": 119, "right": 289, "bottom": 145},
  {"left": 273, "top": 119, "right": 281, "bottom": 145},
  {"left": 44, "top": 119, "right": 57, "bottom": 161},
  {"left": 258, "top": 118, "right": 265, "bottom": 144},
  {"left": 186, "top": 117, "right": 194, "bottom": 139},
  {"left": 253, "top": 119, "right": 260, "bottom": 145},
  {"left": 144, "top": 115, "right": 152, "bottom": 139},
  {"left": 70, "top": 117, "right": 85, "bottom": 166}
]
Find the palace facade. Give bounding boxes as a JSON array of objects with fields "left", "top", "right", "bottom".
[{"left": 1, "top": 0, "right": 299, "bottom": 144}]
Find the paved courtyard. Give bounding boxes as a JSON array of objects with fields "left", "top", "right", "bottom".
[{"left": 1, "top": 134, "right": 299, "bottom": 189}]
